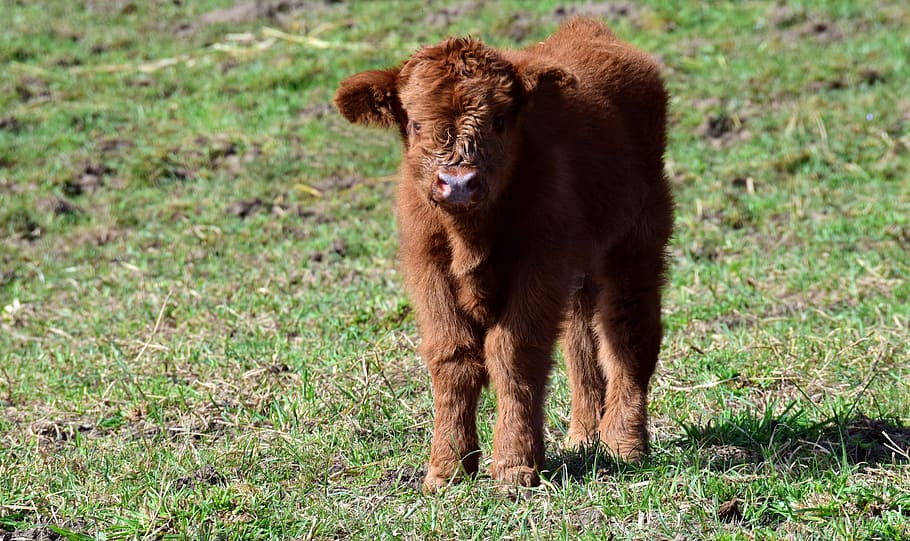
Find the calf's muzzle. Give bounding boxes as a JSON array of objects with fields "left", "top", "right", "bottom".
[{"left": 432, "top": 166, "right": 481, "bottom": 206}]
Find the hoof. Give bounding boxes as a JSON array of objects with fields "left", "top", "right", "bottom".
[
  {"left": 491, "top": 464, "right": 539, "bottom": 488},
  {"left": 600, "top": 434, "right": 647, "bottom": 463},
  {"left": 422, "top": 472, "right": 451, "bottom": 494},
  {"left": 423, "top": 464, "right": 464, "bottom": 494}
]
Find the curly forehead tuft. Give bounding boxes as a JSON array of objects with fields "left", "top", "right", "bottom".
[{"left": 402, "top": 37, "right": 515, "bottom": 83}]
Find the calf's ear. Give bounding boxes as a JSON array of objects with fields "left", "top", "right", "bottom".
[
  {"left": 334, "top": 68, "right": 403, "bottom": 128},
  {"left": 518, "top": 64, "right": 577, "bottom": 97}
]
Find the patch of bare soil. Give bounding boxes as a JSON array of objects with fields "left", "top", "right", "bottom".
[
  {"left": 53, "top": 54, "right": 82, "bottom": 68},
  {"left": 0, "top": 515, "right": 91, "bottom": 541},
  {"left": 859, "top": 68, "right": 886, "bottom": 86},
  {"left": 314, "top": 174, "right": 362, "bottom": 193},
  {"left": 27, "top": 417, "right": 95, "bottom": 450},
  {"left": 309, "top": 239, "right": 346, "bottom": 263},
  {"left": 769, "top": 6, "right": 844, "bottom": 45},
  {"left": 175, "top": 465, "right": 227, "bottom": 490},
  {"left": 424, "top": 1, "right": 485, "bottom": 27},
  {"left": 186, "top": 1, "right": 340, "bottom": 33},
  {"left": 0, "top": 210, "right": 41, "bottom": 242},
  {"left": 796, "top": 19, "right": 843, "bottom": 43},
  {"left": 227, "top": 198, "right": 264, "bottom": 219},
  {"left": 0, "top": 116, "right": 21, "bottom": 133},
  {"left": 374, "top": 465, "right": 424, "bottom": 493},
  {"left": 499, "top": 12, "right": 542, "bottom": 43},
  {"left": 552, "top": 1, "right": 640, "bottom": 22},
  {"left": 226, "top": 192, "right": 324, "bottom": 221},
  {"left": 14, "top": 76, "right": 50, "bottom": 103},
  {"left": 95, "top": 137, "right": 134, "bottom": 155},
  {"left": 806, "top": 77, "right": 848, "bottom": 92},
  {"left": 717, "top": 498, "right": 743, "bottom": 522},
  {"left": 296, "top": 102, "right": 335, "bottom": 122},
  {"left": 64, "top": 162, "right": 114, "bottom": 197},
  {"left": 566, "top": 507, "right": 605, "bottom": 529},
  {"left": 705, "top": 444, "right": 761, "bottom": 470},
  {"left": 198, "top": 0, "right": 303, "bottom": 25},
  {"left": 149, "top": 134, "right": 260, "bottom": 184},
  {"left": 1, "top": 526, "right": 65, "bottom": 541},
  {"left": 697, "top": 111, "right": 752, "bottom": 148},
  {"left": 34, "top": 197, "right": 81, "bottom": 217},
  {"left": 70, "top": 226, "right": 123, "bottom": 248}
]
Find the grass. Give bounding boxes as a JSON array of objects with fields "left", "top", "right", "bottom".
[{"left": 1, "top": 0, "right": 908, "bottom": 539}]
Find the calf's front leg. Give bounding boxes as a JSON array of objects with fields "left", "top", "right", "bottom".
[
  {"left": 422, "top": 337, "right": 486, "bottom": 492},
  {"left": 485, "top": 325, "right": 554, "bottom": 487},
  {"left": 483, "top": 261, "right": 565, "bottom": 487},
  {"left": 404, "top": 257, "right": 487, "bottom": 493}
]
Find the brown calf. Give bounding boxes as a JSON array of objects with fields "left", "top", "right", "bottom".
[{"left": 334, "top": 18, "right": 673, "bottom": 491}]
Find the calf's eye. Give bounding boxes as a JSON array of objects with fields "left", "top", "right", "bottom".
[
  {"left": 408, "top": 120, "right": 421, "bottom": 135},
  {"left": 492, "top": 115, "right": 505, "bottom": 132}
]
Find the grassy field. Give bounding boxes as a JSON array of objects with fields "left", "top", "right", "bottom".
[{"left": 1, "top": 1, "right": 909, "bottom": 539}]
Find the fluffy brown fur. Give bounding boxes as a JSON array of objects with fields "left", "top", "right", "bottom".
[{"left": 334, "top": 18, "right": 673, "bottom": 491}]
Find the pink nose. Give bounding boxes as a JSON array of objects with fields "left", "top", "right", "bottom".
[{"left": 434, "top": 167, "right": 479, "bottom": 204}]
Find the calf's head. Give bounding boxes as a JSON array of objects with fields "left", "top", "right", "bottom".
[{"left": 335, "top": 37, "right": 574, "bottom": 211}]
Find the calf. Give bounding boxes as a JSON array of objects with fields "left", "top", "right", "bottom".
[{"left": 334, "top": 18, "right": 673, "bottom": 491}]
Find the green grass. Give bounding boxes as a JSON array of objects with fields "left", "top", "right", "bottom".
[{"left": 1, "top": 1, "right": 909, "bottom": 539}]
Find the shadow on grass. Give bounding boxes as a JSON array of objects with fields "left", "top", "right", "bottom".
[
  {"left": 676, "top": 403, "right": 910, "bottom": 471},
  {"left": 544, "top": 403, "right": 910, "bottom": 484},
  {"left": 544, "top": 444, "right": 638, "bottom": 484}
]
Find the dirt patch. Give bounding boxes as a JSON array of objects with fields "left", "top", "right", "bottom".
[
  {"left": 27, "top": 418, "right": 95, "bottom": 449},
  {"left": 770, "top": 6, "right": 844, "bottom": 45},
  {"left": 296, "top": 102, "right": 336, "bottom": 122},
  {"left": 314, "top": 174, "right": 362, "bottom": 193},
  {"left": 309, "top": 239, "right": 347, "bottom": 263},
  {"left": 567, "top": 507, "right": 605, "bottom": 529},
  {"left": 859, "top": 69, "right": 886, "bottom": 86},
  {"left": 191, "top": 1, "right": 331, "bottom": 31},
  {"left": 0, "top": 116, "right": 21, "bottom": 133},
  {"left": 0, "top": 514, "right": 92, "bottom": 541},
  {"left": 200, "top": 1, "right": 282, "bottom": 25},
  {"left": 697, "top": 111, "right": 751, "bottom": 148},
  {"left": 375, "top": 465, "right": 424, "bottom": 493},
  {"left": 717, "top": 498, "right": 743, "bottom": 522},
  {"left": 705, "top": 444, "right": 760, "bottom": 470},
  {"left": 14, "top": 76, "right": 51, "bottom": 103},
  {"left": 226, "top": 194, "right": 319, "bottom": 220},
  {"left": 553, "top": 1, "right": 640, "bottom": 22},
  {"left": 227, "top": 198, "right": 264, "bottom": 219},
  {"left": 0, "top": 210, "right": 41, "bottom": 241},
  {"left": 146, "top": 134, "right": 259, "bottom": 184},
  {"left": 499, "top": 12, "right": 542, "bottom": 43},
  {"left": 797, "top": 19, "right": 842, "bottom": 43},
  {"left": 1, "top": 526, "right": 66, "bottom": 541},
  {"left": 424, "top": 1, "right": 485, "bottom": 27},
  {"left": 35, "top": 197, "right": 81, "bottom": 217},
  {"left": 175, "top": 465, "right": 227, "bottom": 490},
  {"left": 95, "top": 137, "right": 134, "bottom": 155},
  {"left": 806, "top": 77, "right": 848, "bottom": 92},
  {"left": 53, "top": 54, "right": 83, "bottom": 68},
  {"left": 64, "top": 162, "right": 114, "bottom": 196},
  {"left": 200, "top": 134, "right": 260, "bottom": 177},
  {"left": 769, "top": 4, "right": 807, "bottom": 30},
  {"left": 70, "top": 226, "right": 123, "bottom": 248}
]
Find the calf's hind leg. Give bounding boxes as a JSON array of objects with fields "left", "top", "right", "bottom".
[
  {"left": 595, "top": 246, "right": 665, "bottom": 460},
  {"left": 563, "top": 278, "right": 606, "bottom": 446}
]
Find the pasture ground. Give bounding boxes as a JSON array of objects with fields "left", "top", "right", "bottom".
[{"left": 1, "top": 1, "right": 909, "bottom": 539}]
